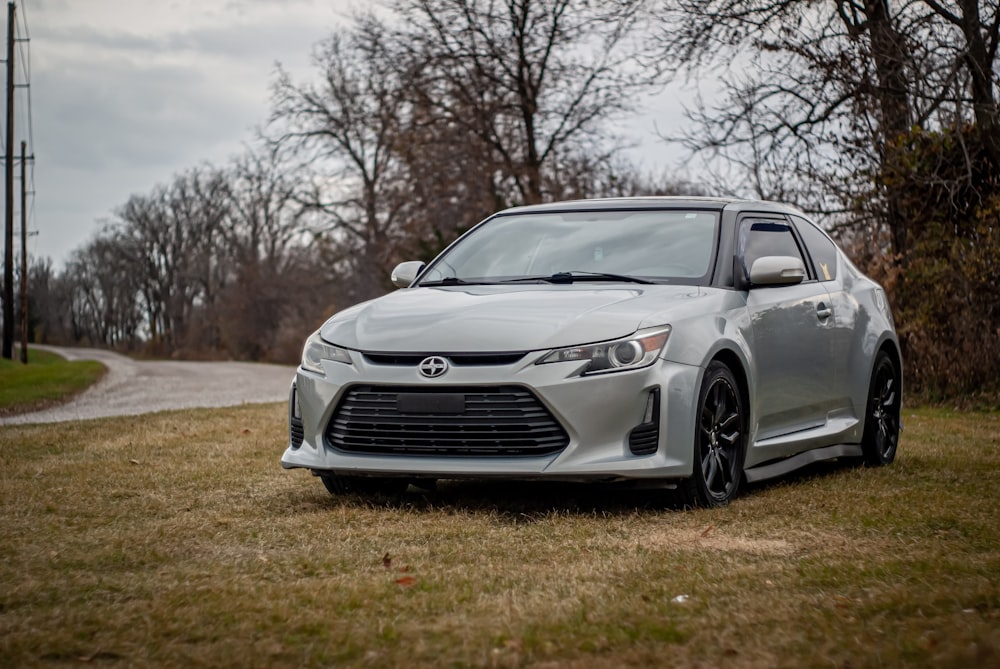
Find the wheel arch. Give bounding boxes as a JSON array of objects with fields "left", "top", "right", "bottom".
[
  {"left": 860, "top": 339, "right": 903, "bottom": 466},
  {"left": 706, "top": 346, "right": 754, "bottom": 462},
  {"left": 710, "top": 347, "right": 750, "bottom": 415},
  {"left": 677, "top": 346, "right": 752, "bottom": 507},
  {"left": 868, "top": 336, "right": 903, "bottom": 410},
  {"left": 878, "top": 339, "right": 903, "bottom": 384}
]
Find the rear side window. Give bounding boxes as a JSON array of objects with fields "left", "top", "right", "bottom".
[
  {"left": 791, "top": 215, "right": 838, "bottom": 281},
  {"left": 739, "top": 219, "right": 806, "bottom": 280}
]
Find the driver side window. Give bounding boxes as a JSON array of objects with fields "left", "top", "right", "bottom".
[{"left": 739, "top": 219, "right": 808, "bottom": 280}]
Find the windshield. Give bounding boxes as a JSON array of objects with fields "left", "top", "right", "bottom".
[{"left": 418, "top": 209, "right": 719, "bottom": 285}]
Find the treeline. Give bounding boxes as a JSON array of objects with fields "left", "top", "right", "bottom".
[
  {"left": 27, "top": 149, "right": 334, "bottom": 361},
  {"left": 15, "top": 0, "right": 1000, "bottom": 398},
  {"left": 23, "top": 1, "right": 687, "bottom": 363}
]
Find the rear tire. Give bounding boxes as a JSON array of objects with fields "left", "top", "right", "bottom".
[
  {"left": 861, "top": 351, "right": 901, "bottom": 466},
  {"left": 677, "top": 361, "right": 747, "bottom": 508},
  {"left": 319, "top": 473, "right": 410, "bottom": 497}
]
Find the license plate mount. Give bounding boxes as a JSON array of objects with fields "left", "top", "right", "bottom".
[{"left": 396, "top": 393, "right": 465, "bottom": 414}]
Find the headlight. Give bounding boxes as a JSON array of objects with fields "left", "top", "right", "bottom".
[
  {"left": 537, "top": 326, "right": 671, "bottom": 375},
  {"left": 300, "top": 331, "right": 353, "bottom": 374}
]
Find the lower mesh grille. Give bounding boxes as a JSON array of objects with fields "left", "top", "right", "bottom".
[
  {"left": 290, "top": 416, "right": 304, "bottom": 448},
  {"left": 327, "top": 385, "right": 568, "bottom": 457},
  {"left": 627, "top": 423, "right": 658, "bottom": 454}
]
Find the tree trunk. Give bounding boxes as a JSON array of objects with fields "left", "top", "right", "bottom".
[
  {"left": 957, "top": 0, "right": 1000, "bottom": 168},
  {"left": 864, "top": 0, "right": 914, "bottom": 256}
]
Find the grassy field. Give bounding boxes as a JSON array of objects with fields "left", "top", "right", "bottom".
[
  {"left": 0, "top": 404, "right": 997, "bottom": 668},
  {"left": 0, "top": 348, "right": 105, "bottom": 415}
]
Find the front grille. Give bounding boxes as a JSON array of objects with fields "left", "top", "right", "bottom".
[
  {"left": 363, "top": 352, "right": 527, "bottom": 366},
  {"left": 327, "top": 385, "right": 568, "bottom": 457}
]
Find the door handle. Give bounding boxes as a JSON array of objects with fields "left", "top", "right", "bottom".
[{"left": 816, "top": 303, "right": 833, "bottom": 319}]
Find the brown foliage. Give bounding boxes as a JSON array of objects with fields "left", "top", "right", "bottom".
[{"left": 863, "top": 125, "right": 1000, "bottom": 401}]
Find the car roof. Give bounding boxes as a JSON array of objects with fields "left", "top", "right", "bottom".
[{"left": 498, "top": 196, "right": 806, "bottom": 218}]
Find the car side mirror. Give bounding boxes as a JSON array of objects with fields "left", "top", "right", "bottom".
[
  {"left": 390, "top": 261, "right": 425, "bottom": 288},
  {"left": 749, "top": 256, "right": 806, "bottom": 286}
]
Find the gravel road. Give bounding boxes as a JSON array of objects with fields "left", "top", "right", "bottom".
[{"left": 1, "top": 346, "right": 296, "bottom": 425}]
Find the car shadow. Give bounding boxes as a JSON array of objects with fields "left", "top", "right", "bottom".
[
  {"left": 293, "top": 478, "right": 687, "bottom": 518},
  {"left": 282, "top": 457, "right": 866, "bottom": 518},
  {"left": 743, "top": 456, "right": 863, "bottom": 496}
]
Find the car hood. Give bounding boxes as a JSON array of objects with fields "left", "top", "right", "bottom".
[{"left": 321, "top": 284, "right": 710, "bottom": 352}]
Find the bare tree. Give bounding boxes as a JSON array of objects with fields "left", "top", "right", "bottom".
[
  {"left": 396, "top": 0, "right": 654, "bottom": 205},
  {"left": 653, "top": 0, "right": 1000, "bottom": 255},
  {"left": 266, "top": 4, "right": 667, "bottom": 303},
  {"left": 114, "top": 167, "right": 228, "bottom": 350},
  {"left": 63, "top": 235, "right": 143, "bottom": 348},
  {"left": 24, "top": 255, "right": 83, "bottom": 346},
  {"left": 222, "top": 144, "right": 305, "bottom": 273},
  {"left": 923, "top": 0, "right": 1000, "bottom": 163},
  {"left": 214, "top": 144, "right": 332, "bottom": 361},
  {"left": 269, "top": 17, "right": 411, "bottom": 303}
]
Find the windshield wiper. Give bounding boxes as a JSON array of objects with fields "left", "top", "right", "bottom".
[
  {"left": 419, "top": 276, "right": 494, "bottom": 287},
  {"left": 552, "top": 271, "right": 655, "bottom": 284},
  {"left": 500, "top": 271, "right": 655, "bottom": 285}
]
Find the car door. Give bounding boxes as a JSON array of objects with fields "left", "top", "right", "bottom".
[
  {"left": 739, "top": 217, "right": 840, "bottom": 454},
  {"left": 788, "top": 215, "right": 857, "bottom": 420}
]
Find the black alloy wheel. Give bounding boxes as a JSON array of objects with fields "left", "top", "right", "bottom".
[
  {"left": 679, "top": 361, "right": 746, "bottom": 507},
  {"left": 862, "top": 351, "right": 901, "bottom": 466}
]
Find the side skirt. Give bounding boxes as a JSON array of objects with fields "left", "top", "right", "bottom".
[{"left": 744, "top": 444, "right": 863, "bottom": 483}]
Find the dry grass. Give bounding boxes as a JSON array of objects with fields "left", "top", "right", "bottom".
[{"left": 1, "top": 405, "right": 998, "bottom": 668}]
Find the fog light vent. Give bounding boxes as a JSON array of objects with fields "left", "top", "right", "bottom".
[
  {"left": 290, "top": 417, "right": 304, "bottom": 448},
  {"left": 289, "top": 385, "right": 304, "bottom": 448},
  {"left": 628, "top": 388, "right": 660, "bottom": 455}
]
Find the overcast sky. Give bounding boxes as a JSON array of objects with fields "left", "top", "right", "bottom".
[{"left": 19, "top": 0, "right": 690, "bottom": 267}]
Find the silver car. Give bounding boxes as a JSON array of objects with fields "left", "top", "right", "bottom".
[{"left": 282, "top": 197, "right": 901, "bottom": 506}]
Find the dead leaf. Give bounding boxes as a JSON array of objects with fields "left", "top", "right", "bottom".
[
  {"left": 242, "top": 429, "right": 251, "bottom": 435},
  {"left": 700, "top": 524, "right": 715, "bottom": 537},
  {"left": 128, "top": 459, "right": 140, "bottom": 465},
  {"left": 382, "top": 553, "right": 392, "bottom": 569},
  {"left": 395, "top": 576, "right": 417, "bottom": 587}
]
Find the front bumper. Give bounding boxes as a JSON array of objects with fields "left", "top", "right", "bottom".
[{"left": 281, "top": 350, "right": 702, "bottom": 482}]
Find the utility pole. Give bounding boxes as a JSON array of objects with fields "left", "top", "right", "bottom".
[
  {"left": 19, "top": 139, "right": 26, "bottom": 363},
  {"left": 2, "top": 1, "right": 13, "bottom": 360}
]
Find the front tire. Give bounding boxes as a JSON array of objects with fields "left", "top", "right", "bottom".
[
  {"left": 861, "top": 351, "right": 901, "bottom": 466},
  {"left": 678, "top": 361, "right": 747, "bottom": 507}
]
